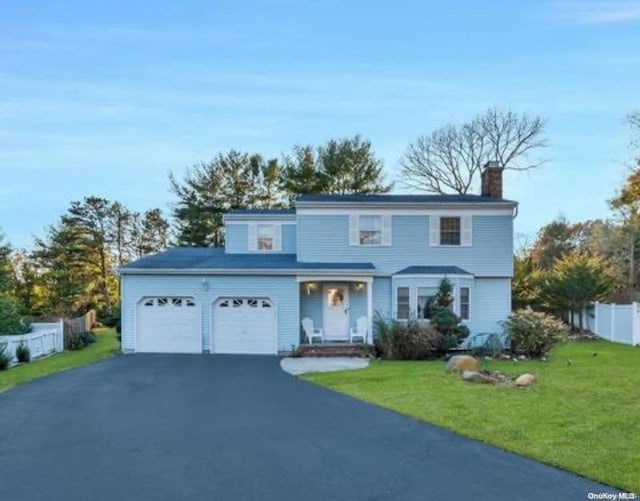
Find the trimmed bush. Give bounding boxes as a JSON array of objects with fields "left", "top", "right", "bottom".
[
  {"left": 502, "top": 308, "right": 569, "bottom": 358},
  {"left": 0, "top": 294, "right": 30, "bottom": 335},
  {"left": 15, "top": 343, "right": 31, "bottom": 363},
  {"left": 0, "top": 344, "right": 10, "bottom": 370}
]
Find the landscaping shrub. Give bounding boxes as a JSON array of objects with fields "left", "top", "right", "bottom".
[
  {"left": 99, "top": 308, "right": 121, "bottom": 329},
  {"left": 64, "top": 331, "right": 96, "bottom": 351},
  {"left": 15, "top": 343, "right": 30, "bottom": 363},
  {"left": 374, "top": 314, "right": 432, "bottom": 360},
  {"left": 0, "top": 343, "right": 10, "bottom": 370},
  {"left": 430, "top": 306, "right": 470, "bottom": 350},
  {"left": 502, "top": 308, "right": 570, "bottom": 357},
  {"left": 0, "top": 294, "right": 31, "bottom": 335}
]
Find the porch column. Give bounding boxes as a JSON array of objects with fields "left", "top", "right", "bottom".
[{"left": 366, "top": 277, "right": 373, "bottom": 344}]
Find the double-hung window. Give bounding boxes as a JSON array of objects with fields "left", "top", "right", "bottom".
[
  {"left": 359, "top": 215, "right": 382, "bottom": 245},
  {"left": 257, "top": 224, "right": 274, "bottom": 250},
  {"left": 430, "top": 215, "right": 472, "bottom": 246},
  {"left": 396, "top": 287, "right": 410, "bottom": 320},
  {"left": 459, "top": 287, "right": 470, "bottom": 320},
  {"left": 440, "top": 217, "right": 461, "bottom": 246}
]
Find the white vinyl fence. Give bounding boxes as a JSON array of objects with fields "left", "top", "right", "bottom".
[
  {"left": 0, "top": 320, "right": 64, "bottom": 366},
  {"left": 583, "top": 302, "right": 640, "bottom": 346}
]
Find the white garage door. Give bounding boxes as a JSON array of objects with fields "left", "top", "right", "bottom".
[
  {"left": 212, "top": 297, "right": 277, "bottom": 355},
  {"left": 136, "top": 297, "right": 202, "bottom": 353}
]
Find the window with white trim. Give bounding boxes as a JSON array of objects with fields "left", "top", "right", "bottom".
[
  {"left": 440, "top": 217, "right": 461, "bottom": 246},
  {"left": 430, "top": 215, "right": 472, "bottom": 247},
  {"left": 359, "top": 215, "right": 382, "bottom": 245},
  {"left": 396, "top": 287, "right": 410, "bottom": 320},
  {"left": 459, "top": 287, "right": 470, "bottom": 320},
  {"left": 349, "top": 214, "right": 391, "bottom": 246},
  {"left": 417, "top": 287, "right": 438, "bottom": 320},
  {"left": 257, "top": 224, "right": 274, "bottom": 250}
]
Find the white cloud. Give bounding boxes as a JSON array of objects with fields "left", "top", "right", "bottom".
[{"left": 553, "top": 1, "right": 640, "bottom": 24}]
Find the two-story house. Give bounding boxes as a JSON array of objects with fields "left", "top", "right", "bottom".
[{"left": 119, "top": 163, "right": 516, "bottom": 354}]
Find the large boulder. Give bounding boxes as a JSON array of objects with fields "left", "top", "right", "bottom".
[
  {"left": 446, "top": 355, "right": 480, "bottom": 373},
  {"left": 515, "top": 373, "right": 536, "bottom": 387}
]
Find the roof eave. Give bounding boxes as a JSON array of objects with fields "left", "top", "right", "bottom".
[
  {"left": 295, "top": 201, "right": 518, "bottom": 210},
  {"left": 119, "top": 267, "right": 375, "bottom": 276}
]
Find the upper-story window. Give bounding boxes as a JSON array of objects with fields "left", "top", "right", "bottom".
[
  {"left": 248, "top": 223, "right": 282, "bottom": 252},
  {"left": 257, "top": 224, "right": 274, "bottom": 250},
  {"left": 440, "top": 217, "right": 461, "bottom": 245},
  {"left": 430, "top": 215, "right": 472, "bottom": 247},
  {"left": 359, "top": 215, "right": 382, "bottom": 245},
  {"left": 349, "top": 214, "right": 391, "bottom": 246}
]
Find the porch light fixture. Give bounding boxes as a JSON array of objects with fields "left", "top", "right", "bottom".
[
  {"left": 355, "top": 282, "right": 366, "bottom": 291},
  {"left": 305, "top": 282, "right": 317, "bottom": 295}
]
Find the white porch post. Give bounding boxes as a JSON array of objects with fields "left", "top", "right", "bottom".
[{"left": 366, "top": 277, "right": 373, "bottom": 344}]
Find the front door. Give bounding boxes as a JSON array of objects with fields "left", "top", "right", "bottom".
[{"left": 323, "top": 284, "right": 349, "bottom": 341}]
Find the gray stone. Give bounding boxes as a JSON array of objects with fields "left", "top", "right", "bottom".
[{"left": 461, "top": 370, "right": 492, "bottom": 384}]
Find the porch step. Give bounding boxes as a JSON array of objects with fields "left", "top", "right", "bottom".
[{"left": 297, "top": 343, "right": 373, "bottom": 358}]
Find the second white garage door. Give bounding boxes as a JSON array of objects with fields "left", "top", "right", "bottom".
[{"left": 212, "top": 297, "right": 277, "bottom": 354}]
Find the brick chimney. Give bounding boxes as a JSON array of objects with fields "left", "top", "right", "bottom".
[{"left": 481, "top": 161, "right": 503, "bottom": 198}]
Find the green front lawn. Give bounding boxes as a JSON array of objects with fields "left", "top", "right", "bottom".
[
  {"left": 303, "top": 340, "right": 640, "bottom": 492},
  {"left": 0, "top": 327, "right": 119, "bottom": 393}
]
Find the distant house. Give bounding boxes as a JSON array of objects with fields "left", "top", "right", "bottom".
[{"left": 119, "top": 163, "right": 516, "bottom": 354}]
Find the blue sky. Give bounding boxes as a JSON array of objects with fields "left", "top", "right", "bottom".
[{"left": 1, "top": 0, "right": 639, "bottom": 249}]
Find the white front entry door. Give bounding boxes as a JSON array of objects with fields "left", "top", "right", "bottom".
[{"left": 323, "top": 284, "right": 349, "bottom": 341}]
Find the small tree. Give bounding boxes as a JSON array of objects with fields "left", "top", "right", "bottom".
[
  {"left": 429, "top": 279, "right": 469, "bottom": 349},
  {"left": 542, "top": 253, "right": 616, "bottom": 329}
]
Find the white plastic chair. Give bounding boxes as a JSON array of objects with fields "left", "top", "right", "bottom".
[
  {"left": 301, "top": 318, "right": 324, "bottom": 344},
  {"left": 349, "top": 316, "right": 368, "bottom": 343}
]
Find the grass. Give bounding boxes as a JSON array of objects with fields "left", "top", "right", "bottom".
[
  {"left": 302, "top": 340, "right": 640, "bottom": 492},
  {"left": 0, "top": 327, "right": 119, "bottom": 393}
]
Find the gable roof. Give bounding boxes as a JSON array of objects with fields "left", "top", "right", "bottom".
[
  {"left": 119, "top": 248, "right": 375, "bottom": 274},
  {"left": 395, "top": 265, "right": 472, "bottom": 276},
  {"left": 296, "top": 194, "right": 517, "bottom": 206}
]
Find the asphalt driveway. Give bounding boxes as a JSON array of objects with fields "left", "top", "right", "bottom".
[{"left": 0, "top": 355, "right": 618, "bottom": 501}]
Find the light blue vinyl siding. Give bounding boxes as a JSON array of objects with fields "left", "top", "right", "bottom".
[
  {"left": 471, "top": 278, "right": 511, "bottom": 334},
  {"left": 121, "top": 274, "right": 299, "bottom": 353},
  {"left": 297, "top": 215, "right": 513, "bottom": 277},
  {"left": 225, "top": 223, "right": 297, "bottom": 254},
  {"left": 373, "top": 277, "right": 391, "bottom": 318}
]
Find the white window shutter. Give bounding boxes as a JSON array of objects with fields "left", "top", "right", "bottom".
[
  {"left": 429, "top": 216, "right": 440, "bottom": 246},
  {"left": 248, "top": 223, "right": 258, "bottom": 251},
  {"left": 349, "top": 214, "right": 359, "bottom": 246},
  {"left": 461, "top": 215, "right": 472, "bottom": 247},
  {"left": 382, "top": 215, "right": 392, "bottom": 246},
  {"left": 273, "top": 224, "right": 282, "bottom": 251}
]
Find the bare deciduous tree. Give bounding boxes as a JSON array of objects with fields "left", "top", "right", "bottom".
[{"left": 400, "top": 108, "right": 548, "bottom": 194}]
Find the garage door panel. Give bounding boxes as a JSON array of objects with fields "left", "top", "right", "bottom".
[
  {"left": 213, "top": 297, "right": 277, "bottom": 355},
  {"left": 136, "top": 297, "right": 201, "bottom": 354}
]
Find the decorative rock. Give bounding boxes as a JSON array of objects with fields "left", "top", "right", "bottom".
[
  {"left": 515, "top": 373, "right": 536, "bottom": 387},
  {"left": 461, "top": 370, "right": 492, "bottom": 384},
  {"left": 518, "top": 355, "right": 527, "bottom": 361},
  {"left": 446, "top": 355, "right": 480, "bottom": 373}
]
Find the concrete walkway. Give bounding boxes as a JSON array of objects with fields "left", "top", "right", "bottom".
[{"left": 280, "top": 356, "right": 369, "bottom": 375}]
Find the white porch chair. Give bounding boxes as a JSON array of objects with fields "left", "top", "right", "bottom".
[
  {"left": 349, "top": 316, "right": 368, "bottom": 343},
  {"left": 301, "top": 318, "right": 324, "bottom": 344}
]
